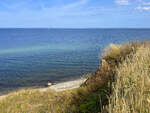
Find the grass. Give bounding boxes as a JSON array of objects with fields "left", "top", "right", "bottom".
[
  {"left": 106, "top": 44, "right": 150, "bottom": 113},
  {"left": 0, "top": 41, "right": 150, "bottom": 113}
]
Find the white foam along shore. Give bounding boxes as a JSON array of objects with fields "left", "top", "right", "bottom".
[{"left": 0, "top": 78, "right": 87, "bottom": 100}]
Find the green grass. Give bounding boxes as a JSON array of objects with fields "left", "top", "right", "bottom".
[{"left": 0, "top": 41, "right": 150, "bottom": 113}]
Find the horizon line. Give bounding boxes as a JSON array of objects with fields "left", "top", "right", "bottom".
[{"left": 0, "top": 27, "right": 150, "bottom": 29}]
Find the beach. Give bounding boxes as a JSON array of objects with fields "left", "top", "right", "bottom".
[
  {"left": 40, "top": 78, "right": 87, "bottom": 92},
  {"left": 0, "top": 78, "right": 87, "bottom": 100}
]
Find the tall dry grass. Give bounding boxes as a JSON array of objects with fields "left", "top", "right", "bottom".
[{"left": 106, "top": 45, "right": 150, "bottom": 113}]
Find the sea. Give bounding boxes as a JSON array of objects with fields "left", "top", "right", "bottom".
[{"left": 0, "top": 28, "right": 150, "bottom": 93}]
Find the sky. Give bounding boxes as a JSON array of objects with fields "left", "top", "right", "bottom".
[{"left": 0, "top": 0, "right": 150, "bottom": 28}]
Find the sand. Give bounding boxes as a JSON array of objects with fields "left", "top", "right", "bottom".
[
  {"left": 39, "top": 78, "right": 86, "bottom": 92},
  {"left": 0, "top": 78, "right": 87, "bottom": 100}
]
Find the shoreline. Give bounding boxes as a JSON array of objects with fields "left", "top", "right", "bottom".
[
  {"left": 0, "top": 78, "right": 87, "bottom": 100},
  {"left": 39, "top": 78, "right": 87, "bottom": 92}
]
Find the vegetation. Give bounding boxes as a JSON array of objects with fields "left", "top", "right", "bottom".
[
  {"left": 0, "top": 41, "right": 150, "bottom": 113},
  {"left": 106, "top": 43, "right": 150, "bottom": 113}
]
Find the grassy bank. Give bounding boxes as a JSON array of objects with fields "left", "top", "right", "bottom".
[
  {"left": 0, "top": 41, "right": 150, "bottom": 113},
  {"left": 106, "top": 43, "right": 150, "bottom": 113}
]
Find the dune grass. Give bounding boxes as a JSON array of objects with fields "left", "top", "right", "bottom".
[
  {"left": 0, "top": 41, "right": 150, "bottom": 113},
  {"left": 106, "top": 45, "right": 150, "bottom": 113}
]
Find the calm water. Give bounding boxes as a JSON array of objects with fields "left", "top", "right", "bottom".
[{"left": 0, "top": 28, "right": 150, "bottom": 92}]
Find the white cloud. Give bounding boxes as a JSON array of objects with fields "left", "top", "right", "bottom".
[
  {"left": 136, "top": 6, "right": 150, "bottom": 11},
  {"left": 134, "top": 0, "right": 150, "bottom": 11},
  {"left": 115, "top": 0, "right": 129, "bottom": 5},
  {"left": 40, "top": 0, "right": 90, "bottom": 17},
  {"left": 62, "top": 0, "right": 88, "bottom": 9},
  {"left": 143, "top": 2, "right": 150, "bottom": 5},
  {"left": 136, "top": 0, "right": 142, "bottom": 2}
]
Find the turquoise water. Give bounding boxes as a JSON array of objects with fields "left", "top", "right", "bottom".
[{"left": 0, "top": 28, "right": 150, "bottom": 91}]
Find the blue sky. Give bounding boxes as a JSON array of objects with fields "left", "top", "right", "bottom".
[{"left": 0, "top": 0, "right": 150, "bottom": 28}]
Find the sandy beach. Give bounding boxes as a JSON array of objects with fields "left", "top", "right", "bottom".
[
  {"left": 0, "top": 78, "right": 87, "bottom": 100},
  {"left": 39, "top": 78, "right": 87, "bottom": 92}
]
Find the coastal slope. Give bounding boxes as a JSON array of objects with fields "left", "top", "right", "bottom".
[{"left": 0, "top": 41, "right": 150, "bottom": 113}]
